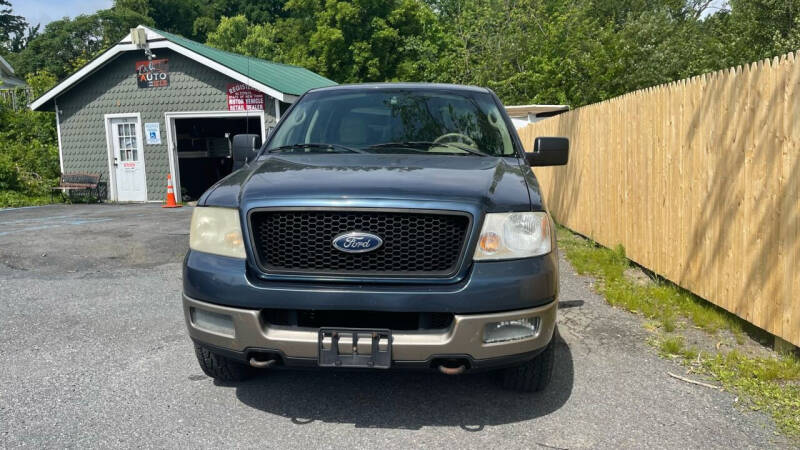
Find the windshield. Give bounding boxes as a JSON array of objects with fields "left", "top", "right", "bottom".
[{"left": 266, "top": 88, "right": 516, "bottom": 157}]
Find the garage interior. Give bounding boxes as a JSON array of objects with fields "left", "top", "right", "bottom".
[{"left": 174, "top": 116, "right": 261, "bottom": 200}]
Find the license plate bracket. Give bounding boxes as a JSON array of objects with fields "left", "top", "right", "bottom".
[{"left": 318, "top": 328, "right": 392, "bottom": 369}]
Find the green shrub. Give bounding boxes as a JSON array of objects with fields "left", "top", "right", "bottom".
[
  {"left": 0, "top": 86, "right": 60, "bottom": 206},
  {"left": 0, "top": 154, "right": 21, "bottom": 191}
]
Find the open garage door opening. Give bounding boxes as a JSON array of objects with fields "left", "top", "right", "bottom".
[{"left": 172, "top": 116, "right": 262, "bottom": 201}]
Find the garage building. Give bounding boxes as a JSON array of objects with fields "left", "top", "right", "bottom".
[{"left": 30, "top": 25, "right": 336, "bottom": 202}]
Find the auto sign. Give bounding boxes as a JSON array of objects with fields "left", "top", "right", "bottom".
[{"left": 135, "top": 59, "right": 169, "bottom": 88}]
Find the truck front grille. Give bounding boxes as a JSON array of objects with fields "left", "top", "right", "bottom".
[{"left": 249, "top": 209, "right": 471, "bottom": 277}]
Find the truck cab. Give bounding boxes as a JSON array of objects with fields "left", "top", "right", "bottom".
[{"left": 183, "top": 83, "right": 568, "bottom": 391}]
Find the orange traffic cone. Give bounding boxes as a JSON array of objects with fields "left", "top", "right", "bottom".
[{"left": 162, "top": 173, "right": 182, "bottom": 208}]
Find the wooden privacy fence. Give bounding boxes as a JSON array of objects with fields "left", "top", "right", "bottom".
[{"left": 518, "top": 51, "right": 800, "bottom": 347}]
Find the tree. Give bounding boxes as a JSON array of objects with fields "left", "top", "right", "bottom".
[
  {"left": 197, "top": 0, "right": 287, "bottom": 35},
  {"left": 6, "top": 24, "right": 40, "bottom": 53},
  {"left": 26, "top": 70, "right": 58, "bottom": 98},
  {"left": 4, "top": 0, "right": 799, "bottom": 113},
  {"left": 115, "top": 0, "right": 151, "bottom": 16},
  {"left": 0, "top": 70, "right": 59, "bottom": 199},
  {"left": 423, "top": 0, "right": 604, "bottom": 104},
  {"left": 702, "top": 0, "right": 800, "bottom": 67},
  {"left": 7, "top": 8, "right": 153, "bottom": 79},
  {"left": 114, "top": 0, "right": 288, "bottom": 41},
  {"left": 206, "top": 0, "right": 442, "bottom": 83},
  {"left": 425, "top": 0, "right": 732, "bottom": 106},
  {"left": 147, "top": 0, "right": 202, "bottom": 38},
  {"left": 0, "top": 0, "right": 26, "bottom": 51},
  {"left": 206, "top": 15, "right": 251, "bottom": 51}
]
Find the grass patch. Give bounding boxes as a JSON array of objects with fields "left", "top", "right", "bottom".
[
  {"left": 556, "top": 225, "right": 800, "bottom": 439},
  {"left": 658, "top": 335, "right": 685, "bottom": 356},
  {"left": 557, "top": 226, "right": 744, "bottom": 336},
  {"left": 701, "top": 351, "right": 800, "bottom": 436},
  {"left": 0, "top": 191, "right": 62, "bottom": 208},
  {"left": 654, "top": 335, "right": 699, "bottom": 360},
  {"left": 0, "top": 190, "right": 100, "bottom": 208}
]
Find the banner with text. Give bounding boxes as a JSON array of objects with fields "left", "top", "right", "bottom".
[{"left": 227, "top": 83, "right": 265, "bottom": 111}]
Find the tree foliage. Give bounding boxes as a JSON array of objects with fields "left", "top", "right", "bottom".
[
  {"left": 5, "top": 0, "right": 800, "bottom": 106},
  {"left": 0, "top": 0, "right": 25, "bottom": 51},
  {"left": 703, "top": 0, "right": 800, "bottom": 67},
  {"left": 200, "top": 0, "right": 800, "bottom": 105},
  {"left": 207, "top": 1, "right": 441, "bottom": 83},
  {"left": 0, "top": 72, "right": 59, "bottom": 201},
  {"left": 115, "top": 0, "right": 287, "bottom": 41},
  {"left": 6, "top": 8, "right": 153, "bottom": 79}
]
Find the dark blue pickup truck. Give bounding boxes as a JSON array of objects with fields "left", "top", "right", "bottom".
[{"left": 183, "top": 83, "right": 568, "bottom": 392}]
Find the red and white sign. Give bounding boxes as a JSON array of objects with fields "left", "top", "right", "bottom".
[
  {"left": 135, "top": 59, "right": 169, "bottom": 88},
  {"left": 227, "top": 83, "right": 265, "bottom": 111}
]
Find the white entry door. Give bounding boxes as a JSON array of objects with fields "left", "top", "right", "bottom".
[{"left": 110, "top": 117, "right": 147, "bottom": 202}]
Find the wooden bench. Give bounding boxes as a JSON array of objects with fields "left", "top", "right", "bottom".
[{"left": 52, "top": 172, "right": 102, "bottom": 201}]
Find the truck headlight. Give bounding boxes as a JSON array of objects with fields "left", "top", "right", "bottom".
[
  {"left": 189, "top": 207, "right": 246, "bottom": 259},
  {"left": 473, "top": 212, "right": 551, "bottom": 260}
]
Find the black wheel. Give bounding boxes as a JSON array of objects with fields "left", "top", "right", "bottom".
[
  {"left": 194, "top": 343, "right": 255, "bottom": 382},
  {"left": 501, "top": 330, "right": 557, "bottom": 392}
]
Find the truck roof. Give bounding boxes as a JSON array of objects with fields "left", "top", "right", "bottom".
[{"left": 306, "top": 82, "right": 492, "bottom": 94}]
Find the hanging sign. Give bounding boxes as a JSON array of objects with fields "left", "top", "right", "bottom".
[
  {"left": 135, "top": 59, "right": 169, "bottom": 88},
  {"left": 227, "top": 83, "right": 265, "bottom": 111},
  {"left": 144, "top": 122, "right": 161, "bottom": 145}
]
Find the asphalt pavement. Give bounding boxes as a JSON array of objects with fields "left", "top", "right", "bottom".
[{"left": 0, "top": 204, "right": 790, "bottom": 448}]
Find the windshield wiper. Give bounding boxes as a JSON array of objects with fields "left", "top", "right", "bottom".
[
  {"left": 268, "top": 143, "right": 367, "bottom": 154},
  {"left": 366, "top": 141, "right": 488, "bottom": 156},
  {"left": 365, "top": 142, "right": 430, "bottom": 152},
  {"left": 431, "top": 142, "right": 489, "bottom": 157}
]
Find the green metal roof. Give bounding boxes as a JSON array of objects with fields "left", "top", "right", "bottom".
[{"left": 151, "top": 27, "right": 337, "bottom": 96}]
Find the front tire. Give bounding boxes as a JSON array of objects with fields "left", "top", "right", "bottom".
[
  {"left": 194, "top": 343, "right": 255, "bottom": 382},
  {"left": 500, "top": 330, "right": 556, "bottom": 392}
]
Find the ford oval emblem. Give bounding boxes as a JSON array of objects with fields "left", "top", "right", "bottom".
[{"left": 332, "top": 232, "right": 383, "bottom": 253}]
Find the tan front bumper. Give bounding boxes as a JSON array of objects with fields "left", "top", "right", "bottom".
[{"left": 183, "top": 294, "right": 557, "bottom": 361}]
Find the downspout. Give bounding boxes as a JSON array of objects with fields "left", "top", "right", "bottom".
[{"left": 54, "top": 98, "right": 64, "bottom": 173}]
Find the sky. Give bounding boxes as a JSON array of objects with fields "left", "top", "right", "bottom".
[{"left": 10, "top": 0, "right": 113, "bottom": 28}]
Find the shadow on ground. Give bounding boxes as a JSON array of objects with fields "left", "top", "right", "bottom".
[{"left": 223, "top": 333, "right": 573, "bottom": 430}]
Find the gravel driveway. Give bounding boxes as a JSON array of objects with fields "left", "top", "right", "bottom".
[{"left": 0, "top": 204, "right": 789, "bottom": 448}]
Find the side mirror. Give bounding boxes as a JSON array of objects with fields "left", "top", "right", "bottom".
[
  {"left": 266, "top": 126, "right": 275, "bottom": 137},
  {"left": 526, "top": 137, "right": 569, "bottom": 166},
  {"left": 232, "top": 134, "right": 262, "bottom": 171}
]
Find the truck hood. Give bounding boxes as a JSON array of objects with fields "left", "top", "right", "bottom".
[{"left": 201, "top": 153, "right": 542, "bottom": 212}]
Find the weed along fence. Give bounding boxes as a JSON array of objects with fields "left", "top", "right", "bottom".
[{"left": 518, "top": 51, "right": 800, "bottom": 347}]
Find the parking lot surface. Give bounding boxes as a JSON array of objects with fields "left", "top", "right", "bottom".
[{"left": 0, "top": 204, "right": 789, "bottom": 448}]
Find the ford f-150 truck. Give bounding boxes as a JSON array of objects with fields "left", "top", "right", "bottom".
[{"left": 183, "top": 83, "right": 569, "bottom": 392}]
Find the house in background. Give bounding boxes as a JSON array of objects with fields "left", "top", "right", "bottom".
[
  {"left": 30, "top": 25, "right": 337, "bottom": 202},
  {"left": 505, "top": 104, "right": 569, "bottom": 129},
  {"left": 0, "top": 55, "right": 30, "bottom": 108}
]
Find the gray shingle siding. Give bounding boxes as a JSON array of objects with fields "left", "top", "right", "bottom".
[{"left": 57, "top": 49, "right": 276, "bottom": 201}]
